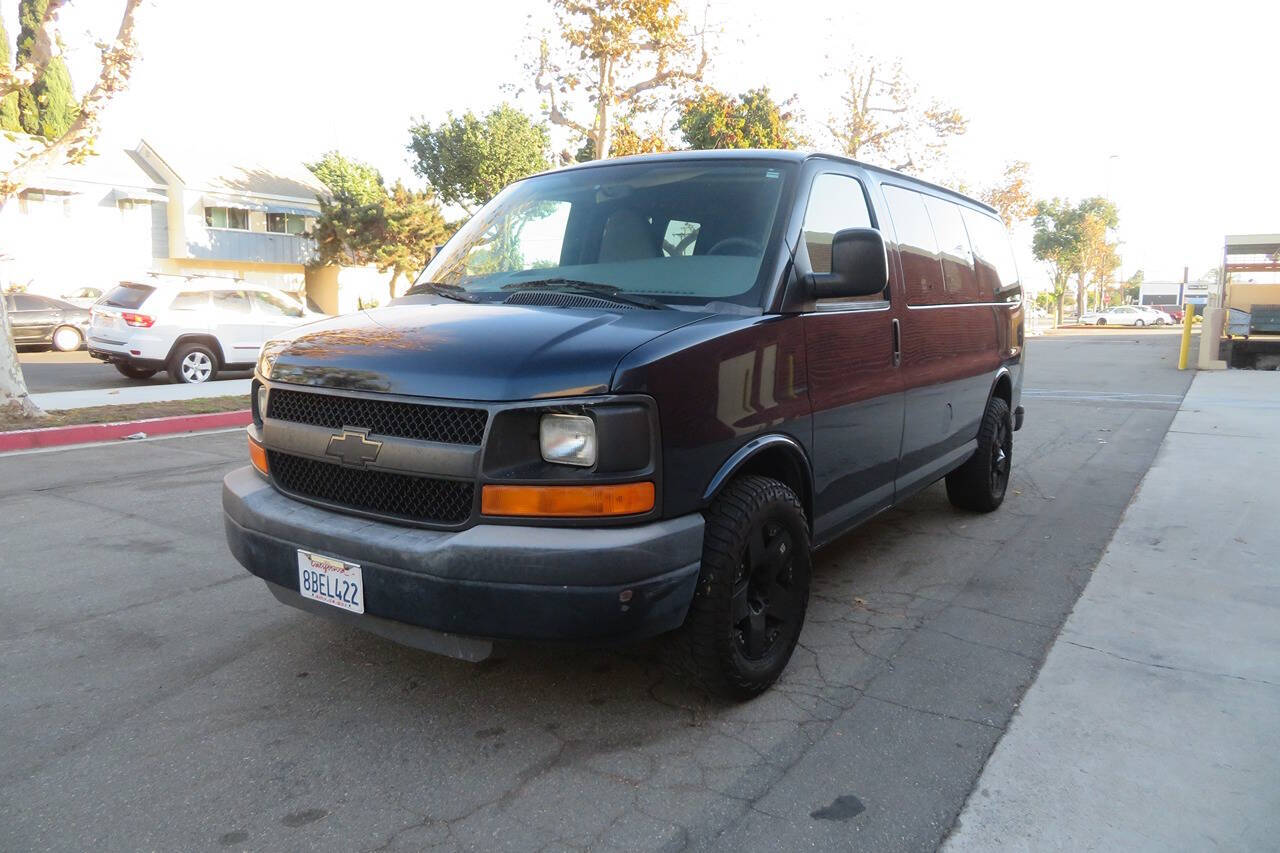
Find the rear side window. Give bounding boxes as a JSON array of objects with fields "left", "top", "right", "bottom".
[
  {"left": 210, "top": 290, "right": 252, "bottom": 314},
  {"left": 101, "top": 283, "right": 155, "bottom": 309},
  {"left": 962, "top": 209, "right": 1021, "bottom": 303},
  {"left": 922, "top": 196, "right": 979, "bottom": 302},
  {"left": 882, "top": 186, "right": 943, "bottom": 306},
  {"left": 170, "top": 291, "right": 210, "bottom": 310},
  {"left": 252, "top": 290, "right": 304, "bottom": 318}
]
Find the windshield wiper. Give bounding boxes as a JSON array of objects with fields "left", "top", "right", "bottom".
[
  {"left": 402, "top": 281, "right": 480, "bottom": 303},
  {"left": 500, "top": 278, "right": 662, "bottom": 309}
]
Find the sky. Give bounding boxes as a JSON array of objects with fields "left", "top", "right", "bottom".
[{"left": 6, "top": 0, "right": 1279, "bottom": 289}]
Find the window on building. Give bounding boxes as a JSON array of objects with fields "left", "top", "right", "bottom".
[
  {"left": 205, "top": 206, "right": 250, "bottom": 230},
  {"left": 266, "top": 212, "right": 308, "bottom": 235}
]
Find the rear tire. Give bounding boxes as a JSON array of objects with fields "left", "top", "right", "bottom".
[
  {"left": 945, "top": 396, "right": 1012, "bottom": 513},
  {"left": 169, "top": 343, "right": 219, "bottom": 384},
  {"left": 1135, "top": 319, "right": 1145, "bottom": 327},
  {"left": 115, "top": 363, "right": 157, "bottom": 380},
  {"left": 51, "top": 325, "right": 83, "bottom": 352},
  {"left": 1096, "top": 318, "right": 1107, "bottom": 326},
  {"left": 666, "top": 475, "right": 811, "bottom": 700}
]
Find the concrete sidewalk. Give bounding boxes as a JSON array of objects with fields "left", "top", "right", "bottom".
[
  {"left": 30, "top": 378, "right": 251, "bottom": 410},
  {"left": 944, "top": 369, "right": 1280, "bottom": 851}
]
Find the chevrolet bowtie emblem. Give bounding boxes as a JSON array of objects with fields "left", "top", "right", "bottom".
[{"left": 325, "top": 427, "right": 382, "bottom": 468}]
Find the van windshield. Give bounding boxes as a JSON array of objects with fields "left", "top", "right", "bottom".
[{"left": 414, "top": 159, "right": 797, "bottom": 308}]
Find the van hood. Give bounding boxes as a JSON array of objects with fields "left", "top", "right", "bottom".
[{"left": 266, "top": 302, "right": 710, "bottom": 401}]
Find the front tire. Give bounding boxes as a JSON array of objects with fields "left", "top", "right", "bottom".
[
  {"left": 51, "top": 325, "right": 83, "bottom": 352},
  {"left": 668, "top": 475, "right": 811, "bottom": 700},
  {"left": 169, "top": 343, "right": 219, "bottom": 384},
  {"left": 945, "top": 396, "right": 1012, "bottom": 513},
  {"left": 1135, "top": 319, "right": 1145, "bottom": 327},
  {"left": 1096, "top": 318, "right": 1107, "bottom": 326}
]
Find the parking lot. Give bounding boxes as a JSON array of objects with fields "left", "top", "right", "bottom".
[
  {"left": 0, "top": 329, "right": 1193, "bottom": 851},
  {"left": 18, "top": 350, "right": 253, "bottom": 394}
]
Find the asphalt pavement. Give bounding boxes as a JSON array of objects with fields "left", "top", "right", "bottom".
[
  {"left": 0, "top": 329, "right": 1194, "bottom": 852},
  {"left": 18, "top": 349, "right": 253, "bottom": 393}
]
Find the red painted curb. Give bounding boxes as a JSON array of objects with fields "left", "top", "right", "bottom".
[{"left": 0, "top": 410, "right": 252, "bottom": 452}]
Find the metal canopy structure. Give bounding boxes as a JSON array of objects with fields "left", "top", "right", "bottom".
[{"left": 1224, "top": 233, "right": 1280, "bottom": 276}]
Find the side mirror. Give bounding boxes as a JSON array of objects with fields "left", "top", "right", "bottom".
[{"left": 805, "top": 227, "right": 888, "bottom": 299}]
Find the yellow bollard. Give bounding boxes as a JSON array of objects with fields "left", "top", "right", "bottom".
[{"left": 1178, "top": 303, "right": 1194, "bottom": 370}]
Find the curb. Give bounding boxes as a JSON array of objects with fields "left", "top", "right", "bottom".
[{"left": 0, "top": 410, "right": 251, "bottom": 453}]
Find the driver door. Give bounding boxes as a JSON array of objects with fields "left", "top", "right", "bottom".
[{"left": 800, "top": 170, "right": 905, "bottom": 538}]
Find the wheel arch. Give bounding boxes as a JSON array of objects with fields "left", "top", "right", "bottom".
[
  {"left": 701, "top": 434, "right": 815, "bottom": 532},
  {"left": 166, "top": 334, "right": 226, "bottom": 367},
  {"left": 988, "top": 368, "right": 1013, "bottom": 410}
]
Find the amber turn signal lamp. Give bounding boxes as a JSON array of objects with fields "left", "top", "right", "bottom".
[
  {"left": 481, "top": 482, "right": 654, "bottom": 517},
  {"left": 248, "top": 436, "right": 269, "bottom": 476}
]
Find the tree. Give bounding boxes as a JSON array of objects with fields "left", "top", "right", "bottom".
[
  {"left": 1123, "top": 270, "right": 1144, "bottom": 304},
  {"left": 376, "top": 182, "right": 449, "bottom": 298},
  {"left": 0, "top": 15, "right": 20, "bottom": 131},
  {"left": 1072, "top": 197, "right": 1120, "bottom": 313},
  {"left": 1032, "top": 199, "right": 1080, "bottom": 326},
  {"left": 306, "top": 150, "right": 385, "bottom": 207},
  {"left": 978, "top": 160, "right": 1035, "bottom": 227},
  {"left": 828, "top": 57, "right": 967, "bottom": 174},
  {"left": 407, "top": 104, "right": 550, "bottom": 214},
  {"left": 16, "top": 0, "right": 76, "bottom": 139},
  {"left": 2, "top": 0, "right": 144, "bottom": 420},
  {"left": 678, "top": 86, "right": 801, "bottom": 150},
  {"left": 531, "top": 0, "right": 709, "bottom": 161},
  {"left": 307, "top": 153, "right": 450, "bottom": 300}
]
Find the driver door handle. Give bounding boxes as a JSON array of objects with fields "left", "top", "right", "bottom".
[{"left": 892, "top": 318, "right": 901, "bottom": 367}]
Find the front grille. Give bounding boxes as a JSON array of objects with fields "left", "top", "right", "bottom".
[
  {"left": 267, "top": 388, "right": 487, "bottom": 446},
  {"left": 268, "top": 450, "right": 474, "bottom": 526}
]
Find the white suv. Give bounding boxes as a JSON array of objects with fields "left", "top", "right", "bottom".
[{"left": 88, "top": 278, "right": 323, "bottom": 383}]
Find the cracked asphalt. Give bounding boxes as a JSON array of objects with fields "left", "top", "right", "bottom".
[{"left": 0, "top": 329, "right": 1193, "bottom": 852}]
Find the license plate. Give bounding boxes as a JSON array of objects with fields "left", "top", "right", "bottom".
[{"left": 297, "top": 550, "right": 364, "bottom": 614}]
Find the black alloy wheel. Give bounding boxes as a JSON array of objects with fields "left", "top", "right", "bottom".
[{"left": 666, "top": 475, "right": 811, "bottom": 699}]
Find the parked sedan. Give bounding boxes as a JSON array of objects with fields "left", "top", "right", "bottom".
[
  {"left": 3, "top": 292, "right": 90, "bottom": 351},
  {"left": 1081, "top": 305, "right": 1164, "bottom": 327}
]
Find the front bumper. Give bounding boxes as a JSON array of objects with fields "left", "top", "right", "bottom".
[{"left": 222, "top": 466, "right": 704, "bottom": 652}]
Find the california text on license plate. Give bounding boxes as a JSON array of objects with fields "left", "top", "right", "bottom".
[{"left": 297, "top": 550, "right": 364, "bottom": 614}]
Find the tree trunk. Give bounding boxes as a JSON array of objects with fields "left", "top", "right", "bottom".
[
  {"left": 1055, "top": 293, "right": 1065, "bottom": 327},
  {"left": 388, "top": 269, "right": 402, "bottom": 301},
  {"left": 593, "top": 56, "right": 612, "bottom": 160},
  {"left": 0, "top": 296, "right": 45, "bottom": 419},
  {"left": 1076, "top": 273, "right": 1088, "bottom": 315}
]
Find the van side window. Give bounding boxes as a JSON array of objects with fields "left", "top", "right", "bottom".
[
  {"left": 962, "top": 209, "right": 1022, "bottom": 303},
  {"left": 802, "top": 173, "right": 880, "bottom": 301},
  {"left": 882, "top": 185, "right": 943, "bottom": 305},
  {"left": 921, "top": 196, "right": 977, "bottom": 301}
]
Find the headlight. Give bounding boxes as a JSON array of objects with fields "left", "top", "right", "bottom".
[
  {"left": 257, "top": 385, "right": 270, "bottom": 420},
  {"left": 539, "top": 414, "right": 596, "bottom": 468},
  {"left": 257, "top": 339, "right": 288, "bottom": 379}
]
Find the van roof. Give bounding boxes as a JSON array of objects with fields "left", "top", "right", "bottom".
[{"left": 542, "top": 149, "right": 999, "bottom": 217}]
